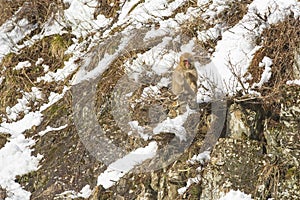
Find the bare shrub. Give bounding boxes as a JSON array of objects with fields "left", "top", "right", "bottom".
[
  {"left": 216, "top": 0, "right": 253, "bottom": 27},
  {"left": 0, "top": 0, "right": 63, "bottom": 26},
  {"left": 244, "top": 15, "right": 300, "bottom": 118},
  {"left": 247, "top": 15, "right": 300, "bottom": 88},
  {"left": 94, "top": 0, "right": 121, "bottom": 18},
  {"left": 0, "top": 33, "right": 74, "bottom": 119},
  {"left": 0, "top": 0, "right": 27, "bottom": 26}
]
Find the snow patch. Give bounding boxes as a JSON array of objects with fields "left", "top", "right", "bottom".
[
  {"left": 204, "top": 0, "right": 300, "bottom": 94},
  {"left": 252, "top": 57, "right": 273, "bottom": 88},
  {"left": 0, "top": 85, "right": 68, "bottom": 199},
  {"left": 5, "top": 87, "right": 43, "bottom": 121},
  {"left": 13, "top": 61, "right": 31, "bottom": 70},
  {"left": 287, "top": 79, "right": 300, "bottom": 85},
  {"left": 153, "top": 105, "right": 196, "bottom": 142},
  {"left": 219, "top": 190, "right": 252, "bottom": 200},
  {"left": 178, "top": 175, "right": 201, "bottom": 195},
  {"left": 0, "top": 111, "right": 43, "bottom": 200},
  {"left": 0, "top": 17, "right": 36, "bottom": 62},
  {"left": 37, "top": 44, "right": 82, "bottom": 83},
  {"left": 38, "top": 124, "right": 68, "bottom": 136},
  {"left": 40, "top": 86, "right": 69, "bottom": 111},
  {"left": 35, "top": 58, "right": 44, "bottom": 66},
  {"left": 97, "top": 142, "right": 158, "bottom": 189},
  {"left": 188, "top": 150, "right": 211, "bottom": 165},
  {"left": 63, "top": 0, "right": 111, "bottom": 38},
  {"left": 128, "top": 121, "right": 149, "bottom": 140},
  {"left": 197, "top": 24, "right": 222, "bottom": 42},
  {"left": 55, "top": 185, "right": 92, "bottom": 199},
  {"left": 0, "top": 77, "right": 4, "bottom": 85}
]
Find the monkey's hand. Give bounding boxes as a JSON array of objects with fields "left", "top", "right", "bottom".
[{"left": 185, "top": 71, "right": 198, "bottom": 93}]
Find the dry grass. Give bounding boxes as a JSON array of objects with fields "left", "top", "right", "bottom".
[
  {"left": 172, "top": 0, "right": 198, "bottom": 17},
  {"left": 245, "top": 15, "right": 300, "bottom": 118},
  {"left": 180, "top": 15, "right": 216, "bottom": 53},
  {"left": 180, "top": 16, "right": 212, "bottom": 38},
  {"left": 255, "top": 161, "right": 281, "bottom": 199},
  {"left": 216, "top": 0, "right": 253, "bottom": 27},
  {"left": 247, "top": 16, "right": 300, "bottom": 88},
  {"left": 0, "top": 0, "right": 63, "bottom": 26},
  {"left": 180, "top": 0, "right": 252, "bottom": 53},
  {"left": 0, "top": 33, "right": 74, "bottom": 121},
  {"left": 94, "top": 0, "right": 121, "bottom": 18},
  {"left": 0, "top": 0, "right": 26, "bottom": 26},
  {"left": 94, "top": 49, "right": 149, "bottom": 152}
]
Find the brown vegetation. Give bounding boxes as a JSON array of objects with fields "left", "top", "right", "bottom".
[
  {"left": 0, "top": 0, "right": 63, "bottom": 26},
  {"left": 0, "top": 33, "right": 74, "bottom": 120},
  {"left": 246, "top": 15, "right": 300, "bottom": 118},
  {"left": 216, "top": 0, "right": 253, "bottom": 27}
]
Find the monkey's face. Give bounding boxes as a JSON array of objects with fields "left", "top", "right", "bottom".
[{"left": 183, "top": 59, "right": 192, "bottom": 69}]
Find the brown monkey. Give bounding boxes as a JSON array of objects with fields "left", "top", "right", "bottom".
[{"left": 172, "top": 53, "right": 198, "bottom": 96}]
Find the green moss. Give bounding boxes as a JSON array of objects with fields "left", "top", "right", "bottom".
[
  {"left": 45, "top": 103, "right": 69, "bottom": 121},
  {"left": 50, "top": 35, "right": 73, "bottom": 59},
  {"left": 1, "top": 52, "right": 15, "bottom": 67},
  {"left": 188, "top": 184, "right": 201, "bottom": 199},
  {"left": 286, "top": 166, "right": 297, "bottom": 179}
]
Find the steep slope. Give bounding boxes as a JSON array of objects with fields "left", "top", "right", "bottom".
[{"left": 0, "top": 0, "right": 299, "bottom": 199}]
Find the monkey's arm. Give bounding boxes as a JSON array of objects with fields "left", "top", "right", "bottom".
[
  {"left": 172, "top": 69, "right": 185, "bottom": 95},
  {"left": 185, "top": 70, "right": 198, "bottom": 93},
  {"left": 186, "top": 69, "right": 198, "bottom": 78}
]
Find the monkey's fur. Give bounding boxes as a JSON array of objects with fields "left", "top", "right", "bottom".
[{"left": 172, "top": 53, "right": 198, "bottom": 96}]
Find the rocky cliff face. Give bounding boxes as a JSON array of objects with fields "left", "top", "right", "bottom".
[
  {"left": 0, "top": 0, "right": 299, "bottom": 200},
  {"left": 201, "top": 85, "right": 300, "bottom": 200}
]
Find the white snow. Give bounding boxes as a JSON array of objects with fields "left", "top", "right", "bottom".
[
  {"left": 177, "top": 151, "right": 211, "bottom": 195},
  {"left": 37, "top": 43, "right": 83, "bottom": 83},
  {"left": 202, "top": 0, "right": 300, "bottom": 95},
  {"left": 38, "top": 124, "right": 68, "bottom": 136},
  {"left": 72, "top": 35, "right": 134, "bottom": 84},
  {"left": 78, "top": 185, "right": 92, "bottom": 198},
  {"left": 219, "top": 190, "right": 252, "bottom": 200},
  {"left": 5, "top": 87, "right": 43, "bottom": 121},
  {"left": 55, "top": 185, "right": 92, "bottom": 199},
  {"left": 188, "top": 150, "right": 211, "bottom": 165},
  {"left": 13, "top": 61, "right": 31, "bottom": 70},
  {"left": 0, "top": 86, "right": 68, "bottom": 199},
  {"left": 125, "top": 40, "right": 177, "bottom": 78},
  {"left": 180, "top": 39, "right": 195, "bottom": 54},
  {"left": 0, "top": 76, "right": 4, "bottom": 85},
  {"left": 249, "top": 0, "right": 300, "bottom": 25},
  {"left": 201, "top": 0, "right": 235, "bottom": 23},
  {"left": 0, "top": 112, "right": 44, "bottom": 137},
  {"left": 128, "top": 121, "right": 149, "bottom": 140},
  {"left": 35, "top": 58, "right": 44, "bottom": 66},
  {"left": 252, "top": 57, "right": 273, "bottom": 88},
  {"left": 141, "top": 85, "right": 161, "bottom": 99},
  {"left": 197, "top": 24, "right": 222, "bottom": 42},
  {"left": 0, "top": 0, "right": 299, "bottom": 198},
  {"left": 42, "top": 64, "right": 50, "bottom": 72},
  {"left": 177, "top": 175, "right": 201, "bottom": 195},
  {"left": 153, "top": 105, "right": 196, "bottom": 142},
  {"left": 112, "top": 0, "right": 185, "bottom": 29},
  {"left": 0, "top": 135, "right": 42, "bottom": 200},
  {"left": 287, "top": 79, "right": 300, "bottom": 85},
  {"left": 41, "top": 12, "right": 66, "bottom": 37},
  {"left": 0, "top": 17, "right": 36, "bottom": 62},
  {"left": 40, "top": 86, "right": 69, "bottom": 111},
  {"left": 0, "top": 110, "right": 43, "bottom": 200},
  {"left": 63, "top": 0, "right": 111, "bottom": 38},
  {"left": 144, "top": 26, "right": 170, "bottom": 41},
  {"left": 97, "top": 141, "right": 158, "bottom": 189}
]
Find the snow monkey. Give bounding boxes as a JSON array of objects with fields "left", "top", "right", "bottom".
[{"left": 172, "top": 52, "right": 198, "bottom": 96}]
